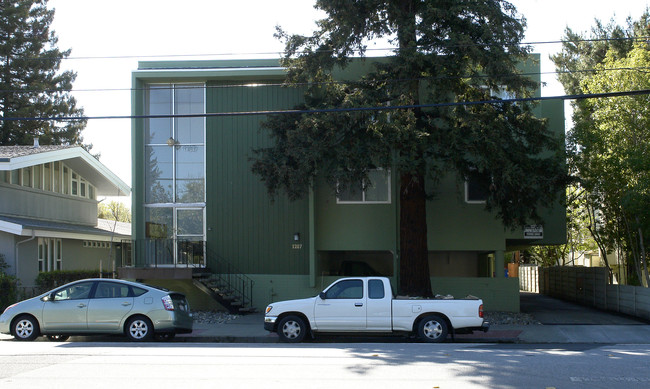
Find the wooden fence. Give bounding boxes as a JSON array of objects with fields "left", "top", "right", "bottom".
[{"left": 524, "top": 266, "right": 650, "bottom": 321}]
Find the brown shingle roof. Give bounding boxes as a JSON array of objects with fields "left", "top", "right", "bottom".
[{"left": 0, "top": 145, "right": 77, "bottom": 159}]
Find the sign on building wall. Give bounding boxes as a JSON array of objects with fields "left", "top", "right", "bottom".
[{"left": 524, "top": 225, "right": 543, "bottom": 239}]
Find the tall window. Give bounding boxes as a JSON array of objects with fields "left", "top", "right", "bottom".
[
  {"left": 144, "top": 83, "right": 206, "bottom": 267},
  {"left": 144, "top": 84, "right": 205, "bottom": 205},
  {"left": 38, "top": 238, "right": 62, "bottom": 272}
]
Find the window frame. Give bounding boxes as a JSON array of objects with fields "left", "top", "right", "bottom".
[
  {"left": 336, "top": 168, "right": 391, "bottom": 205},
  {"left": 144, "top": 82, "right": 206, "bottom": 206},
  {"left": 465, "top": 168, "right": 491, "bottom": 204}
]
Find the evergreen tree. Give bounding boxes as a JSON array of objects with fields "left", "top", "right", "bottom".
[
  {"left": 252, "top": 0, "right": 566, "bottom": 296},
  {"left": 0, "top": 0, "right": 86, "bottom": 146}
]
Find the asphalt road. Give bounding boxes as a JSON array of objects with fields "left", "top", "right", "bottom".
[{"left": 1, "top": 341, "right": 649, "bottom": 388}]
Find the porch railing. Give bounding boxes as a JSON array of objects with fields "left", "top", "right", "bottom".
[
  {"left": 132, "top": 239, "right": 206, "bottom": 268},
  {"left": 129, "top": 239, "right": 254, "bottom": 310}
]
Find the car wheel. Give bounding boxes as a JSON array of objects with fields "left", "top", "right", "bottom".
[
  {"left": 277, "top": 315, "right": 307, "bottom": 343},
  {"left": 125, "top": 316, "right": 154, "bottom": 341},
  {"left": 12, "top": 315, "right": 40, "bottom": 341},
  {"left": 154, "top": 333, "right": 176, "bottom": 341},
  {"left": 417, "top": 314, "right": 449, "bottom": 343},
  {"left": 46, "top": 335, "right": 70, "bottom": 342}
]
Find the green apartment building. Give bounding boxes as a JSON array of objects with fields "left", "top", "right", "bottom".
[{"left": 128, "top": 56, "right": 565, "bottom": 312}]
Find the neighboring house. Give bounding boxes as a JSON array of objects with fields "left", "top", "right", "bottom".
[
  {"left": 0, "top": 142, "right": 131, "bottom": 291},
  {"left": 128, "top": 56, "right": 566, "bottom": 312}
]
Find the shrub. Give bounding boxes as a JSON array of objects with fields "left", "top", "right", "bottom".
[
  {"left": 0, "top": 273, "right": 18, "bottom": 312},
  {"left": 0, "top": 254, "right": 17, "bottom": 311},
  {"left": 35, "top": 270, "right": 102, "bottom": 291}
]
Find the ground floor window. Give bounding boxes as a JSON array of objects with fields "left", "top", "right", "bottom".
[
  {"left": 143, "top": 206, "right": 205, "bottom": 267},
  {"left": 38, "top": 238, "right": 62, "bottom": 272}
]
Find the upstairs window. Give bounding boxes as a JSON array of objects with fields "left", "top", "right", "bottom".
[
  {"left": 144, "top": 83, "right": 205, "bottom": 205},
  {"left": 465, "top": 168, "right": 491, "bottom": 203},
  {"left": 337, "top": 169, "right": 391, "bottom": 204}
]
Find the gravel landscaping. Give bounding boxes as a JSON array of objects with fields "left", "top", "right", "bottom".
[{"left": 193, "top": 310, "right": 541, "bottom": 326}]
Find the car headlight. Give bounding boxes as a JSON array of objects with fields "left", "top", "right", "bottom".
[{"left": 265, "top": 305, "right": 273, "bottom": 314}]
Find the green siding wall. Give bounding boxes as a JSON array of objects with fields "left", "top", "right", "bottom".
[
  {"left": 206, "top": 81, "right": 310, "bottom": 274},
  {"left": 314, "top": 175, "right": 398, "bottom": 251}
]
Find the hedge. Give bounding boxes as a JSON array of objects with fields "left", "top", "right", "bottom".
[
  {"left": 35, "top": 270, "right": 103, "bottom": 291},
  {"left": 0, "top": 274, "right": 18, "bottom": 312}
]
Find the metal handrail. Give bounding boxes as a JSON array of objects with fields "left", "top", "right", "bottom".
[
  {"left": 204, "top": 245, "right": 255, "bottom": 308},
  {"left": 132, "top": 239, "right": 253, "bottom": 308}
]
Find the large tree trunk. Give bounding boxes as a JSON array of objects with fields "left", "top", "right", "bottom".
[{"left": 399, "top": 172, "right": 433, "bottom": 297}]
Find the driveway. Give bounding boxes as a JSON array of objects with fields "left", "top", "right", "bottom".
[{"left": 520, "top": 292, "right": 647, "bottom": 325}]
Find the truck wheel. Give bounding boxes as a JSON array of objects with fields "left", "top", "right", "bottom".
[
  {"left": 417, "top": 315, "right": 448, "bottom": 343},
  {"left": 277, "top": 315, "right": 307, "bottom": 343}
]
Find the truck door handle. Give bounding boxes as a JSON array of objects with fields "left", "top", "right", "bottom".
[
  {"left": 355, "top": 303, "right": 363, "bottom": 307},
  {"left": 122, "top": 302, "right": 132, "bottom": 306},
  {"left": 77, "top": 303, "right": 86, "bottom": 308}
]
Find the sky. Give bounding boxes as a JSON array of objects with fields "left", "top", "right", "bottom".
[{"left": 46, "top": 0, "right": 650, "bottom": 205}]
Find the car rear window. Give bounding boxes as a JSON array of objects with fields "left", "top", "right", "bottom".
[{"left": 131, "top": 286, "right": 148, "bottom": 297}]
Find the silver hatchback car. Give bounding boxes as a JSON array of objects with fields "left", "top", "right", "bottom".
[{"left": 0, "top": 278, "right": 193, "bottom": 342}]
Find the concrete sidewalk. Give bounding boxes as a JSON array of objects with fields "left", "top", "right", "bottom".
[{"left": 176, "top": 310, "right": 650, "bottom": 344}]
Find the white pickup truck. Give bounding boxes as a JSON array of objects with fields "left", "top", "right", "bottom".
[{"left": 264, "top": 277, "right": 489, "bottom": 342}]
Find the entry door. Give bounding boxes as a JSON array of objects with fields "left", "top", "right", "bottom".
[
  {"left": 174, "top": 208, "right": 205, "bottom": 267},
  {"left": 314, "top": 279, "right": 367, "bottom": 331}
]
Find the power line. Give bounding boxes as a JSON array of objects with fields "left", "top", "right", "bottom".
[
  {"left": 11, "top": 36, "right": 649, "bottom": 62},
  {"left": 1, "top": 89, "right": 648, "bottom": 122}
]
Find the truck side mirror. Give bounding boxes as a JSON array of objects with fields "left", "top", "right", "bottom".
[{"left": 319, "top": 292, "right": 327, "bottom": 300}]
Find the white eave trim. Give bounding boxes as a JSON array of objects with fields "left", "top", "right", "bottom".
[
  {"left": 0, "top": 220, "right": 23, "bottom": 235},
  {"left": 0, "top": 147, "right": 130, "bottom": 196},
  {"left": 7, "top": 227, "right": 129, "bottom": 241}
]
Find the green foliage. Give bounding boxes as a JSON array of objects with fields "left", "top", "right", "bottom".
[
  {"left": 524, "top": 186, "right": 598, "bottom": 267},
  {"left": 98, "top": 201, "right": 132, "bottom": 223},
  {"left": 0, "top": 254, "right": 18, "bottom": 311},
  {"left": 0, "top": 274, "right": 17, "bottom": 312},
  {"left": 553, "top": 10, "right": 650, "bottom": 285},
  {"left": 0, "top": 0, "right": 87, "bottom": 146},
  {"left": 35, "top": 270, "right": 100, "bottom": 291},
  {"left": 252, "top": 0, "right": 567, "bottom": 296}
]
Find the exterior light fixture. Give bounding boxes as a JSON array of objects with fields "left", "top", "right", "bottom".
[{"left": 293, "top": 233, "right": 300, "bottom": 242}]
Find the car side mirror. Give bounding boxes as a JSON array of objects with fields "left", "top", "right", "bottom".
[{"left": 319, "top": 292, "right": 327, "bottom": 300}]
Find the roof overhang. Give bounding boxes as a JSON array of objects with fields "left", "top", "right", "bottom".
[
  {"left": 0, "top": 147, "right": 130, "bottom": 196},
  {"left": 0, "top": 216, "right": 131, "bottom": 241}
]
